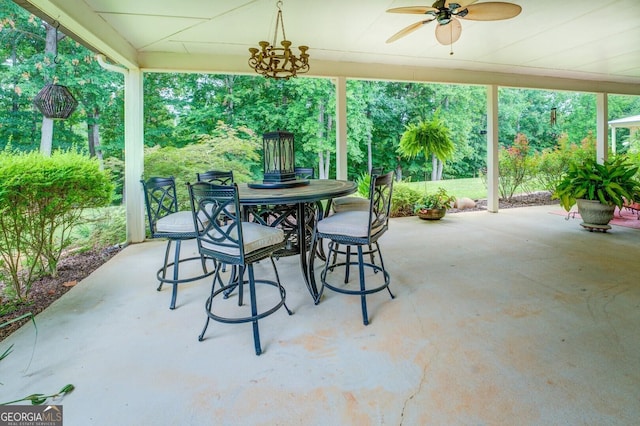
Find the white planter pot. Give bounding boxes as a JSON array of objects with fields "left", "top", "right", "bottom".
[{"left": 576, "top": 199, "right": 615, "bottom": 229}]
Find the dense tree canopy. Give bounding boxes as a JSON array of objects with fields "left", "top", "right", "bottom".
[{"left": 2, "top": 0, "right": 640, "bottom": 186}]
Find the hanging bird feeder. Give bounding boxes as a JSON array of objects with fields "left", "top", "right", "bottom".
[
  {"left": 34, "top": 83, "right": 78, "bottom": 120},
  {"left": 33, "top": 22, "right": 78, "bottom": 120}
]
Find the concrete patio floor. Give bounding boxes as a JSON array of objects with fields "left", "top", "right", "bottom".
[{"left": 2, "top": 205, "right": 639, "bottom": 425}]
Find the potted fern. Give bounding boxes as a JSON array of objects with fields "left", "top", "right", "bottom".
[
  {"left": 415, "top": 187, "right": 456, "bottom": 220},
  {"left": 553, "top": 156, "right": 640, "bottom": 230},
  {"left": 397, "top": 113, "right": 455, "bottom": 182}
]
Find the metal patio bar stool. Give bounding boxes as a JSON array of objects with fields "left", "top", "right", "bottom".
[
  {"left": 313, "top": 171, "right": 395, "bottom": 325},
  {"left": 188, "top": 181, "right": 293, "bottom": 355},
  {"left": 141, "top": 176, "right": 214, "bottom": 310},
  {"left": 329, "top": 167, "right": 384, "bottom": 279}
]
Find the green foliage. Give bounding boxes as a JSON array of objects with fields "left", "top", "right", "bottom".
[
  {"left": 1, "top": 384, "right": 75, "bottom": 405},
  {"left": 356, "top": 172, "right": 371, "bottom": 197},
  {"left": 397, "top": 114, "right": 455, "bottom": 166},
  {"left": 535, "top": 133, "right": 596, "bottom": 192},
  {"left": 414, "top": 187, "right": 456, "bottom": 212},
  {"left": 389, "top": 182, "right": 422, "bottom": 217},
  {"left": 553, "top": 155, "right": 640, "bottom": 211},
  {"left": 72, "top": 206, "right": 126, "bottom": 251},
  {"left": 143, "top": 122, "right": 261, "bottom": 208},
  {"left": 498, "top": 133, "right": 538, "bottom": 199},
  {"left": 0, "top": 149, "right": 113, "bottom": 302}
]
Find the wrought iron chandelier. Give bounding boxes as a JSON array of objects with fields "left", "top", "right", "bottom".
[{"left": 248, "top": 1, "right": 309, "bottom": 80}]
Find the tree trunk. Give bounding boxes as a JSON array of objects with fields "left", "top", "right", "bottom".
[
  {"left": 324, "top": 113, "right": 334, "bottom": 178},
  {"left": 318, "top": 152, "right": 325, "bottom": 179},
  {"left": 437, "top": 159, "right": 444, "bottom": 180},
  {"left": 39, "top": 23, "right": 58, "bottom": 156},
  {"left": 395, "top": 157, "right": 403, "bottom": 181},
  {"left": 317, "top": 101, "right": 326, "bottom": 179},
  {"left": 431, "top": 154, "right": 438, "bottom": 181},
  {"left": 367, "top": 132, "right": 372, "bottom": 173},
  {"left": 87, "top": 107, "right": 104, "bottom": 169},
  {"left": 224, "top": 75, "right": 236, "bottom": 124}
]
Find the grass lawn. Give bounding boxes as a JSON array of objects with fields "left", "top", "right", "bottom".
[
  {"left": 404, "top": 178, "right": 488, "bottom": 200},
  {"left": 404, "top": 177, "right": 548, "bottom": 200}
]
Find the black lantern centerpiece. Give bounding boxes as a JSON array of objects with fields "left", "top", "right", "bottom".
[{"left": 248, "top": 130, "right": 309, "bottom": 189}]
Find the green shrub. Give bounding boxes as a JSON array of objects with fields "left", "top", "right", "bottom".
[
  {"left": 498, "top": 133, "right": 537, "bottom": 199},
  {"left": 390, "top": 182, "right": 421, "bottom": 217},
  {"left": 73, "top": 206, "right": 127, "bottom": 251},
  {"left": 143, "top": 122, "right": 261, "bottom": 209},
  {"left": 356, "top": 172, "right": 371, "bottom": 197},
  {"left": 0, "top": 149, "right": 113, "bottom": 302}
]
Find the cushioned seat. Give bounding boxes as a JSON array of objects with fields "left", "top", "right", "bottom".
[
  {"left": 201, "top": 222, "right": 284, "bottom": 256},
  {"left": 317, "top": 211, "right": 384, "bottom": 237}
]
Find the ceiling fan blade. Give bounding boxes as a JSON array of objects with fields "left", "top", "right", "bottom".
[
  {"left": 435, "top": 18, "right": 462, "bottom": 45},
  {"left": 386, "top": 6, "right": 437, "bottom": 15},
  {"left": 386, "top": 20, "right": 434, "bottom": 43},
  {"left": 445, "top": 0, "right": 478, "bottom": 8},
  {"left": 460, "top": 2, "right": 522, "bottom": 21}
]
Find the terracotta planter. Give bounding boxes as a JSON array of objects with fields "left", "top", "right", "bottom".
[
  {"left": 576, "top": 199, "right": 615, "bottom": 229},
  {"left": 417, "top": 208, "right": 446, "bottom": 220}
]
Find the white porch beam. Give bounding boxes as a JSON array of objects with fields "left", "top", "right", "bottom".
[
  {"left": 596, "top": 93, "right": 608, "bottom": 163},
  {"left": 97, "top": 57, "right": 145, "bottom": 243},
  {"left": 124, "top": 69, "right": 146, "bottom": 243},
  {"left": 486, "top": 85, "right": 499, "bottom": 213},
  {"left": 335, "top": 77, "right": 348, "bottom": 180}
]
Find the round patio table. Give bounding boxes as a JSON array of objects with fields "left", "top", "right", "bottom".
[{"left": 237, "top": 179, "right": 357, "bottom": 300}]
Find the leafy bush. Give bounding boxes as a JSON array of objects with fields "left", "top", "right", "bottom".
[
  {"left": 498, "top": 133, "right": 537, "bottom": 199},
  {"left": 143, "top": 122, "right": 261, "bottom": 209},
  {"left": 390, "top": 182, "right": 421, "bottom": 217},
  {"left": 73, "top": 206, "right": 127, "bottom": 251},
  {"left": 0, "top": 149, "right": 113, "bottom": 302},
  {"left": 536, "top": 132, "right": 599, "bottom": 192},
  {"left": 356, "top": 172, "right": 371, "bottom": 197}
]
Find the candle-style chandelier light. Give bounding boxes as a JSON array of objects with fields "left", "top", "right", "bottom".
[{"left": 248, "top": 1, "right": 309, "bottom": 80}]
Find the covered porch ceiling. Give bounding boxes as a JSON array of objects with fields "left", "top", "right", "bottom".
[{"left": 14, "top": 0, "right": 640, "bottom": 95}]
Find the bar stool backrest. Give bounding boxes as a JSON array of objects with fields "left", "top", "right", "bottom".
[
  {"left": 141, "top": 176, "right": 179, "bottom": 237},
  {"left": 367, "top": 171, "right": 394, "bottom": 238},
  {"left": 294, "top": 167, "right": 315, "bottom": 179},
  {"left": 196, "top": 170, "right": 234, "bottom": 185}
]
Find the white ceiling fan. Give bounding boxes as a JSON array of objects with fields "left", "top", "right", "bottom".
[{"left": 386, "top": 1, "right": 522, "bottom": 53}]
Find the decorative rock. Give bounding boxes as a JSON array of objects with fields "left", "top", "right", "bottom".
[{"left": 454, "top": 197, "right": 476, "bottom": 210}]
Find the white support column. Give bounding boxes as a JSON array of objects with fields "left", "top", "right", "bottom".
[
  {"left": 97, "top": 56, "right": 145, "bottom": 243},
  {"left": 596, "top": 93, "right": 608, "bottom": 164},
  {"left": 486, "top": 85, "right": 499, "bottom": 213},
  {"left": 335, "top": 77, "right": 348, "bottom": 180},
  {"left": 124, "top": 69, "right": 145, "bottom": 243}
]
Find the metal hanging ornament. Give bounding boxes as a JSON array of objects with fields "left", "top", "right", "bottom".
[
  {"left": 33, "top": 23, "right": 78, "bottom": 120},
  {"left": 248, "top": 1, "right": 310, "bottom": 79}
]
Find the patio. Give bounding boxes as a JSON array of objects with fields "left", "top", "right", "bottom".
[{"left": 2, "top": 205, "right": 639, "bottom": 425}]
